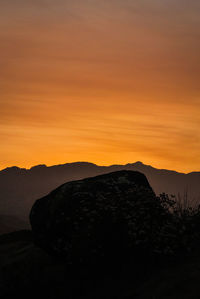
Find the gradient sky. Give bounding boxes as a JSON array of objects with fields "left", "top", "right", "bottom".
[{"left": 1, "top": 0, "right": 200, "bottom": 172}]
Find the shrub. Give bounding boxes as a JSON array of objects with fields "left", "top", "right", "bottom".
[{"left": 154, "top": 193, "right": 200, "bottom": 257}]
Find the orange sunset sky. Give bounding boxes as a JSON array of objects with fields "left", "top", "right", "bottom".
[{"left": 1, "top": 0, "right": 200, "bottom": 173}]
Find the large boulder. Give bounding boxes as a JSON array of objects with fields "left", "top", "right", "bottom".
[{"left": 30, "top": 171, "right": 166, "bottom": 265}]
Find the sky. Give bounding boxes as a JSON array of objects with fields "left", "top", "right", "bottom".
[{"left": 0, "top": 0, "right": 200, "bottom": 172}]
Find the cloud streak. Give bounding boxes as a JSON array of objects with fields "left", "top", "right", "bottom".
[{"left": 0, "top": 0, "right": 200, "bottom": 172}]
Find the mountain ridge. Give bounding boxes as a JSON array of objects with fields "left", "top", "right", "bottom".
[
  {"left": 1, "top": 161, "right": 198, "bottom": 175},
  {"left": 0, "top": 161, "right": 200, "bottom": 234}
]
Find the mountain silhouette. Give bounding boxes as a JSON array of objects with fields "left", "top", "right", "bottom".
[{"left": 0, "top": 161, "right": 200, "bottom": 234}]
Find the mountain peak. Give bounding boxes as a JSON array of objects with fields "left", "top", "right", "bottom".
[
  {"left": 30, "top": 164, "right": 47, "bottom": 170},
  {"left": 134, "top": 161, "right": 144, "bottom": 165},
  {"left": 126, "top": 161, "right": 145, "bottom": 167},
  {"left": 1, "top": 166, "right": 24, "bottom": 173}
]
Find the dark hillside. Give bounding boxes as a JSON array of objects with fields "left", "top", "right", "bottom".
[
  {"left": 1, "top": 171, "right": 200, "bottom": 298},
  {"left": 0, "top": 162, "right": 200, "bottom": 234}
]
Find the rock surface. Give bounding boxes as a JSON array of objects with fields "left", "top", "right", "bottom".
[{"left": 30, "top": 170, "right": 166, "bottom": 264}]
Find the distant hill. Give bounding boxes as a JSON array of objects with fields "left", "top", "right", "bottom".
[
  {"left": 0, "top": 161, "right": 200, "bottom": 233},
  {"left": 0, "top": 215, "right": 29, "bottom": 235}
]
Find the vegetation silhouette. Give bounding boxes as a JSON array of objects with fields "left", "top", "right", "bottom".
[{"left": 1, "top": 171, "right": 200, "bottom": 298}]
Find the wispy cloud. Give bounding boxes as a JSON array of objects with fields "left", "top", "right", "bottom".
[{"left": 0, "top": 0, "right": 200, "bottom": 171}]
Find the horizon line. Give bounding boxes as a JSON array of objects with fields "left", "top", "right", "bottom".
[{"left": 1, "top": 160, "right": 199, "bottom": 175}]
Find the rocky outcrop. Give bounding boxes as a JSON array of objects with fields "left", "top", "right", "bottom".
[
  {"left": 2, "top": 162, "right": 200, "bottom": 235},
  {"left": 30, "top": 171, "right": 168, "bottom": 265}
]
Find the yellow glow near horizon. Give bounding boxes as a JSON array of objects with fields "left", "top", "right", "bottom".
[{"left": 1, "top": 1, "right": 200, "bottom": 173}]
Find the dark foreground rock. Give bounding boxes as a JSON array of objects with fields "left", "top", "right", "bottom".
[
  {"left": 30, "top": 171, "right": 170, "bottom": 266},
  {"left": 2, "top": 172, "right": 200, "bottom": 298}
]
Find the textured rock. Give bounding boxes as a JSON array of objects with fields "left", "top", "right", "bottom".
[{"left": 30, "top": 171, "right": 165, "bottom": 264}]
